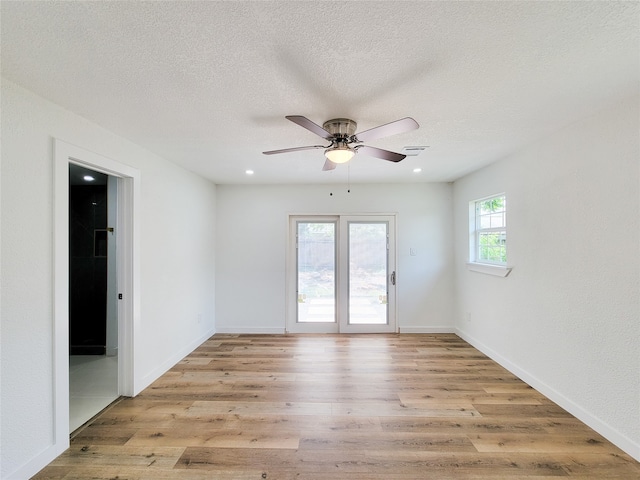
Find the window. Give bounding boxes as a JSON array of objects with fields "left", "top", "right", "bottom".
[{"left": 471, "top": 194, "right": 507, "bottom": 265}]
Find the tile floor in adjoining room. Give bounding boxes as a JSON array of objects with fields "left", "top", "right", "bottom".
[{"left": 69, "top": 354, "right": 119, "bottom": 432}]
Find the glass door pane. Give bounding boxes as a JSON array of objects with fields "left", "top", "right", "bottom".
[
  {"left": 348, "top": 222, "right": 388, "bottom": 325},
  {"left": 297, "top": 221, "right": 336, "bottom": 323}
]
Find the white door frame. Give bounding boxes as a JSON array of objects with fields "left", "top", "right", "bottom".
[
  {"left": 286, "top": 214, "right": 397, "bottom": 334},
  {"left": 53, "top": 139, "right": 140, "bottom": 454}
]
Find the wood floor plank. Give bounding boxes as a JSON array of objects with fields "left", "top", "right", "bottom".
[
  {"left": 125, "top": 427, "right": 300, "bottom": 449},
  {"left": 33, "top": 334, "right": 639, "bottom": 479},
  {"left": 472, "top": 403, "right": 575, "bottom": 418},
  {"left": 379, "top": 416, "right": 554, "bottom": 435},
  {"left": 69, "top": 425, "right": 137, "bottom": 446},
  {"left": 175, "top": 357, "right": 212, "bottom": 366},
  {"left": 298, "top": 431, "right": 477, "bottom": 453},
  {"left": 140, "top": 383, "right": 403, "bottom": 403},
  {"left": 186, "top": 399, "right": 334, "bottom": 416},
  {"left": 469, "top": 432, "right": 630, "bottom": 454},
  {"left": 332, "top": 401, "right": 481, "bottom": 417},
  {"left": 398, "top": 391, "right": 545, "bottom": 405},
  {"left": 34, "top": 444, "right": 186, "bottom": 468}
]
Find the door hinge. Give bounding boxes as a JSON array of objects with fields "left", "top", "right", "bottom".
[
  {"left": 390, "top": 271, "right": 396, "bottom": 286},
  {"left": 118, "top": 293, "right": 123, "bottom": 300}
]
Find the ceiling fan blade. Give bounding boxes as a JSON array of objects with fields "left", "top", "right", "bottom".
[
  {"left": 357, "top": 145, "right": 406, "bottom": 162},
  {"left": 322, "top": 159, "right": 337, "bottom": 171},
  {"left": 286, "top": 115, "right": 333, "bottom": 140},
  {"left": 263, "top": 145, "right": 327, "bottom": 155},
  {"left": 353, "top": 117, "right": 419, "bottom": 143}
]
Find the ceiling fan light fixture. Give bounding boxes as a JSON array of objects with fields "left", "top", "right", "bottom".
[{"left": 325, "top": 145, "right": 355, "bottom": 164}]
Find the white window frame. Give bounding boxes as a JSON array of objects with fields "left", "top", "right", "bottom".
[{"left": 467, "top": 193, "right": 512, "bottom": 277}]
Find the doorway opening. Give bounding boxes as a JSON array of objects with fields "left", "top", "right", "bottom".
[
  {"left": 68, "top": 164, "right": 119, "bottom": 431},
  {"left": 287, "top": 215, "right": 397, "bottom": 333},
  {"left": 54, "top": 139, "right": 140, "bottom": 455}
]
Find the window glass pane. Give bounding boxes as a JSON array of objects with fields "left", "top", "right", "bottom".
[
  {"left": 297, "top": 222, "right": 335, "bottom": 323},
  {"left": 348, "top": 222, "right": 388, "bottom": 325},
  {"left": 474, "top": 195, "right": 507, "bottom": 264},
  {"left": 479, "top": 196, "right": 505, "bottom": 214},
  {"left": 478, "top": 231, "right": 506, "bottom": 263}
]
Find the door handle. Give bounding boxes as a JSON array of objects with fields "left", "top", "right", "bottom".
[{"left": 391, "top": 271, "right": 396, "bottom": 286}]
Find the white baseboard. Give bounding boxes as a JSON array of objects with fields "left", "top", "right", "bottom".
[
  {"left": 399, "top": 326, "right": 456, "bottom": 333},
  {"left": 215, "top": 327, "right": 286, "bottom": 334},
  {"left": 136, "top": 328, "right": 216, "bottom": 395},
  {"left": 216, "top": 327, "right": 457, "bottom": 335},
  {"left": 456, "top": 328, "right": 640, "bottom": 462}
]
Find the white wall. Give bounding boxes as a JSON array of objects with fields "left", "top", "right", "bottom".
[
  {"left": 215, "top": 183, "right": 454, "bottom": 333},
  {"left": 0, "top": 79, "right": 217, "bottom": 478},
  {"left": 453, "top": 97, "right": 640, "bottom": 459}
]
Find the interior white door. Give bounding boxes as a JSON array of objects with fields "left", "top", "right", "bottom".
[{"left": 106, "top": 175, "right": 118, "bottom": 357}]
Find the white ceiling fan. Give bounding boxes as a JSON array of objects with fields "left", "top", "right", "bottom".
[{"left": 263, "top": 116, "right": 419, "bottom": 170}]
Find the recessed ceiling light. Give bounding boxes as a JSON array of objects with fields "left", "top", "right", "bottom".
[
  {"left": 245, "top": 170, "right": 254, "bottom": 175},
  {"left": 83, "top": 175, "right": 95, "bottom": 181},
  {"left": 413, "top": 168, "right": 422, "bottom": 173}
]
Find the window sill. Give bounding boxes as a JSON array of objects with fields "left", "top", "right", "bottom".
[{"left": 466, "top": 262, "right": 512, "bottom": 277}]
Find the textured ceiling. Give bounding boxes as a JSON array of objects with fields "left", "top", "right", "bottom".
[{"left": 2, "top": 1, "right": 638, "bottom": 184}]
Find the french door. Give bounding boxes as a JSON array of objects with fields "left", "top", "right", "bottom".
[{"left": 287, "top": 215, "right": 396, "bottom": 333}]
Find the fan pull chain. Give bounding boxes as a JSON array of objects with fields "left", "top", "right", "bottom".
[{"left": 329, "top": 163, "right": 352, "bottom": 196}]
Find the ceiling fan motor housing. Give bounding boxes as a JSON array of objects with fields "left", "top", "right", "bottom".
[{"left": 323, "top": 118, "right": 357, "bottom": 139}]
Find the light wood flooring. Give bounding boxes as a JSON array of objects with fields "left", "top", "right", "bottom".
[{"left": 34, "top": 334, "right": 639, "bottom": 479}]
